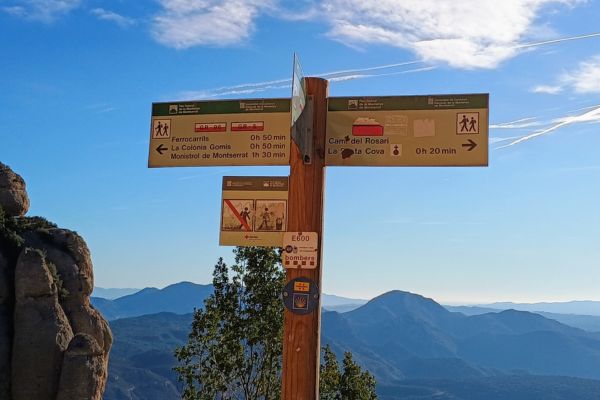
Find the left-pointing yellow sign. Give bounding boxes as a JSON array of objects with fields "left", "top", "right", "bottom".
[{"left": 148, "top": 99, "right": 291, "bottom": 167}]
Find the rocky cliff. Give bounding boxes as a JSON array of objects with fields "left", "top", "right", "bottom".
[{"left": 0, "top": 162, "right": 112, "bottom": 400}]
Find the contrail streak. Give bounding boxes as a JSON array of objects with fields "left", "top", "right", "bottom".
[
  {"left": 515, "top": 32, "right": 600, "bottom": 49},
  {"left": 489, "top": 136, "right": 521, "bottom": 144},
  {"left": 328, "top": 66, "right": 437, "bottom": 82},
  {"left": 496, "top": 105, "right": 600, "bottom": 149},
  {"left": 178, "top": 30, "right": 600, "bottom": 99},
  {"left": 490, "top": 117, "right": 543, "bottom": 129},
  {"left": 317, "top": 61, "right": 423, "bottom": 78},
  {"left": 179, "top": 61, "right": 429, "bottom": 98}
]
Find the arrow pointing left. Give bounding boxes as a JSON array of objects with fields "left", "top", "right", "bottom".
[{"left": 156, "top": 144, "right": 168, "bottom": 155}]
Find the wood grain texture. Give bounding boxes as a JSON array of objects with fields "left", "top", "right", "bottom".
[{"left": 281, "top": 78, "right": 328, "bottom": 400}]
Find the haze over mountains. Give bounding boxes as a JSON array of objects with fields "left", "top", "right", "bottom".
[
  {"left": 96, "top": 282, "right": 600, "bottom": 399},
  {"left": 92, "top": 287, "right": 140, "bottom": 300},
  {"left": 91, "top": 282, "right": 369, "bottom": 320},
  {"left": 92, "top": 282, "right": 600, "bottom": 332},
  {"left": 478, "top": 301, "right": 600, "bottom": 316}
]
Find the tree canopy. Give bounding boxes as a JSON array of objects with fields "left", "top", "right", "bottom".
[{"left": 175, "top": 246, "right": 377, "bottom": 399}]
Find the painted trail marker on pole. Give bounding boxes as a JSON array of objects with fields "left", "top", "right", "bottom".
[
  {"left": 148, "top": 98, "right": 291, "bottom": 167},
  {"left": 326, "top": 94, "right": 488, "bottom": 167}
]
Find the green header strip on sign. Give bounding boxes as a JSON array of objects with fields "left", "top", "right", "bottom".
[
  {"left": 222, "top": 176, "right": 289, "bottom": 191},
  {"left": 328, "top": 94, "right": 489, "bottom": 111},
  {"left": 153, "top": 98, "right": 291, "bottom": 116}
]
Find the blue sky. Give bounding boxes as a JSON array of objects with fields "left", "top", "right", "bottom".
[{"left": 1, "top": 0, "right": 599, "bottom": 303}]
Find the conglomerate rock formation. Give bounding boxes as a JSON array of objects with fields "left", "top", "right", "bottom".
[{"left": 0, "top": 162, "right": 112, "bottom": 400}]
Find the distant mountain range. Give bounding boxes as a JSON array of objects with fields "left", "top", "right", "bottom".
[
  {"left": 322, "top": 291, "right": 600, "bottom": 383},
  {"left": 92, "top": 282, "right": 213, "bottom": 320},
  {"left": 476, "top": 301, "right": 600, "bottom": 316},
  {"left": 92, "top": 282, "right": 368, "bottom": 320},
  {"left": 104, "top": 288, "right": 600, "bottom": 399},
  {"left": 92, "top": 287, "right": 140, "bottom": 300},
  {"left": 92, "top": 283, "right": 600, "bottom": 334},
  {"left": 446, "top": 305, "right": 600, "bottom": 333}
]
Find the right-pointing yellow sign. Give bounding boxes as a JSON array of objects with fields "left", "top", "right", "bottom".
[{"left": 326, "top": 94, "right": 488, "bottom": 167}]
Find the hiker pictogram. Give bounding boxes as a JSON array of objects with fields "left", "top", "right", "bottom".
[
  {"left": 456, "top": 113, "right": 479, "bottom": 134},
  {"left": 222, "top": 200, "right": 254, "bottom": 232},
  {"left": 255, "top": 200, "right": 286, "bottom": 232},
  {"left": 152, "top": 119, "right": 171, "bottom": 138}
]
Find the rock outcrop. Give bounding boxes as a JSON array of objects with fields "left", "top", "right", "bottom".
[
  {"left": 0, "top": 163, "right": 29, "bottom": 217},
  {"left": 0, "top": 163, "right": 111, "bottom": 400}
]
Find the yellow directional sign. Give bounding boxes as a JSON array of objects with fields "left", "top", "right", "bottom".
[
  {"left": 220, "top": 176, "right": 288, "bottom": 247},
  {"left": 149, "top": 99, "right": 291, "bottom": 167},
  {"left": 325, "top": 94, "right": 489, "bottom": 167}
]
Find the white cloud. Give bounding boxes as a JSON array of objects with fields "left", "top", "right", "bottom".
[
  {"left": 2, "top": 0, "right": 81, "bottom": 22},
  {"left": 1, "top": 6, "right": 26, "bottom": 17},
  {"left": 152, "top": 0, "right": 275, "bottom": 49},
  {"left": 562, "top": 55, "right": 600, "bottom": 93},
  {"left": 321, "top": 0, "right": 583, "bottom": 69},
  {"left": 531, "top": 85, "right": 563, "bottom": 94},
  {"left": 532, "top": 54, "right": 600, "bottom": 95},
  {"left": 91, "top": 8, "right": 135, "bottom": 28}
]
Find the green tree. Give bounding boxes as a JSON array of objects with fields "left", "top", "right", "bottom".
[
  {"left": 319, "top": 345, "right": 341, "bottom": 400},
  {"left": 174, "top": 247, "right": 285, "bottom": 400},
  {"left": 340, "top": 351, "right": 377, "bottom": 400},
  {"left": 320, "top": 345, "right": 377, "bottom": 400},
  {"left": 175, "top": 247, "right": 377, "bottom": 399}
]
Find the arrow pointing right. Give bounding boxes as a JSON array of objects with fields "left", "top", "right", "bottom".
[{"left": 462, "top": 139, "right": 477, "bottom": 151}]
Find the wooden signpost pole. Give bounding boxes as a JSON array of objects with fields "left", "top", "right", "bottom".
[{"left": 282, "top": 77, "right": 328, "bottom": 400}]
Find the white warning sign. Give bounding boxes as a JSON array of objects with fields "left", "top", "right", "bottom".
[
  {"left": 282, "top": 232, "right": 318, "bottom": 269},
  {"left": 219, "top": 176, "right": 288, "bottom": 247}
]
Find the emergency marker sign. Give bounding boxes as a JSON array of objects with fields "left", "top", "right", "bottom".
[{"left": 282, "top": 232, "right": 318, "bottom": 269}]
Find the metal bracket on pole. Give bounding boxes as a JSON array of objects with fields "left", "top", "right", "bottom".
[{"left": 292, "top": 95, "right": 314, "bottom": 164}]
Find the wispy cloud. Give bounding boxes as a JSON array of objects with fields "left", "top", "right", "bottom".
[
  {"left": 2, "top": 0, "right": 81, "bottom": 22},
  {"left": 489, "top": 136, "right": 521, "bottom": 144},
  {"left": 321, "top": 0, "right": 587, "bottom": 69},
  {"left": 175, "top": 60, "right": 433, "bottom": 99},
  {"left": 531, "top": 85, "right": 563, "bottom": 94},
  {"left": 532, "top": 54, "right": 600, "bottom": 95},
  {"left": 152, "top": 0, "right": 275, "bottom": 49},
  {"left": 490, "top": 117, "right": 543, "bottom": 129},
  {"left": 1, "top": 6, "right": 26, "bottom": 17},
  {"left": 91, "top": 8, "right": 136, "bottom": 28},
  {"left": 515, "top": 31, "right": 600, "bottom": 49},
  {"left": 317, "top": 61, "right": 423, "bottom": 78},
  {"left": 85, "top": 103, "right": 117, "bottom": 113},
  {"left": 497, "top": 105, "right": 600, "bottom": 148},
  {"left": 562, "top": 55, "right": 600, "bottom": 94},
  {"left": 266, "top": 1, "right": 319, "bottom": 21},
  {"left": 328, "top": 66, "right": 437, "bottom": 82}
]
